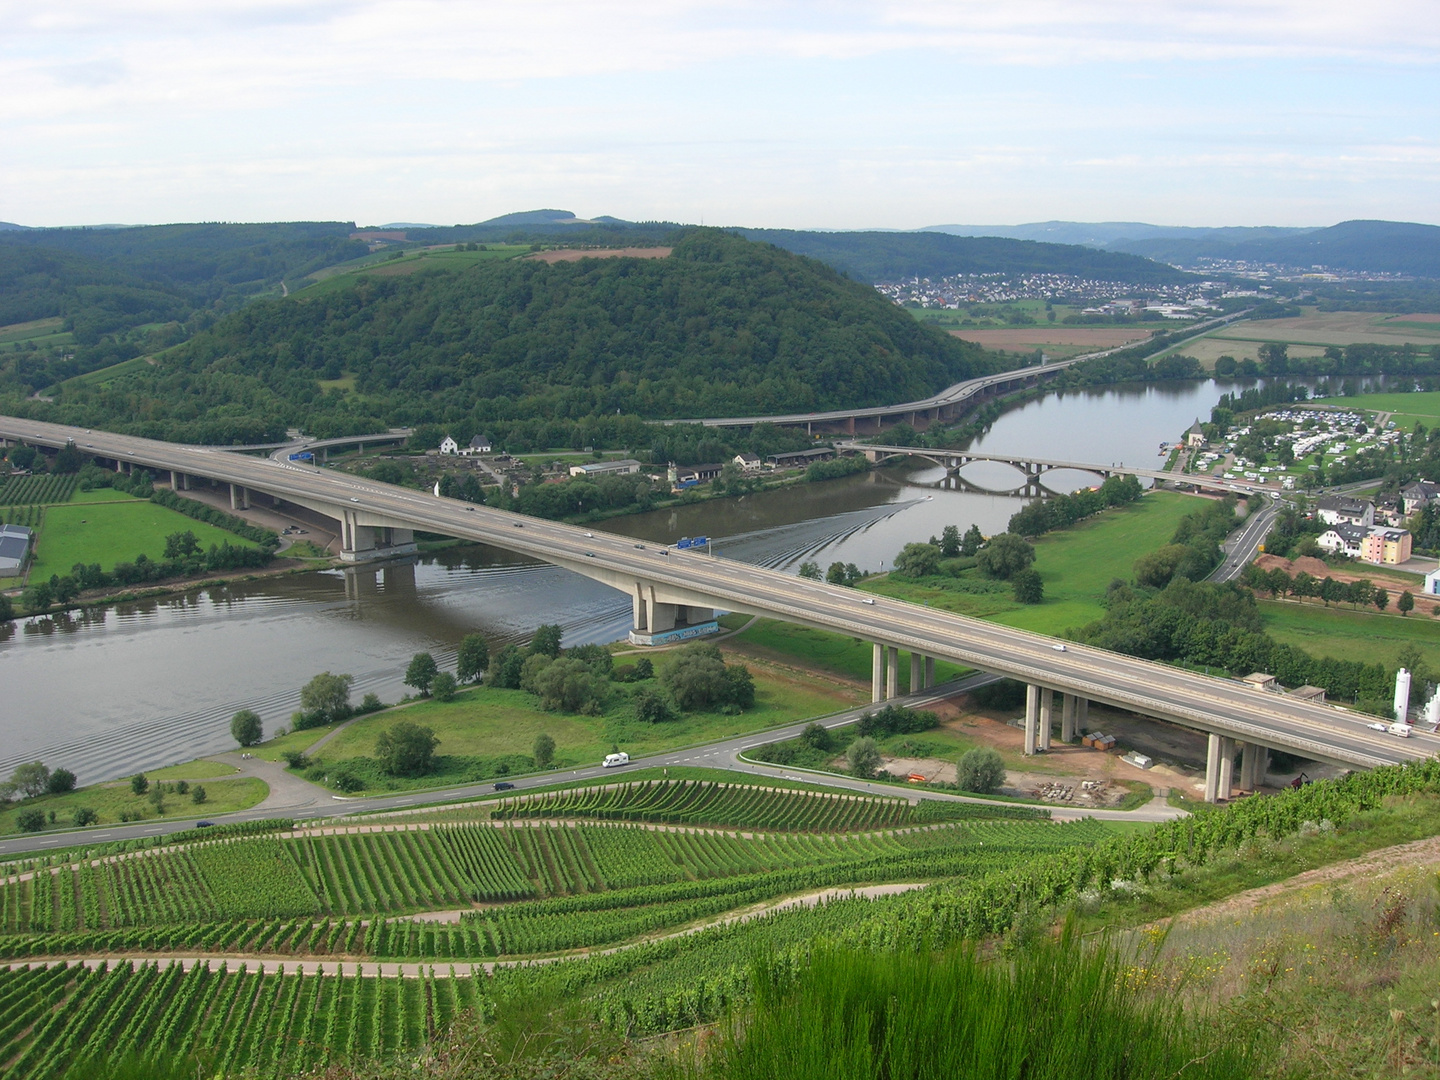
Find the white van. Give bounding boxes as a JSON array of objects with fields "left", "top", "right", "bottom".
[{"left": 602, "top": 752, "right": 630, "bottom": 767}]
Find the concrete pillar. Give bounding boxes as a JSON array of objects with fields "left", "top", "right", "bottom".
[
  {"left": 1038, "top": 688, "right": 1053, "bottom": 751},
  {"left": 909, "top": 653, "right": 921, "bottom": 696},
  {"left": 872, "top": 644, "right": 884, "bottom": 703},
  {"left": 115, "top": 459, "right": 123, "bottom": 473},
  {"left": 1077, "top": 698, "right": 1089, "bottom": 730},
  {"left": 170, "top": 470, "right": 181, "bottom": 490},
  {"left": 1239, "top": 741, "right": 1265, "bottom": 791},
  {"left": 886, "top": 646, "right": 898, "bottom": 700},
  {"left": 923, "top": 656, "right": 935, "bottom": 690},
  {"left": 1024, "top": 684, "right": 1040, "bottom": 756},
  {"left": 229, "top": 484, "right": 249, "bottom": 510},
  {"left": 1217, "top": 737, "right": 1235, "bottom": 801},
  {"left": 633, "top": 589, "right": 648, "bottom": 633},
  {"left": 1061, "top": 693, "right": 1078, "bottom": 742},
  {"left": 1204, "top": 733, "right": 1222, "bottom": 803},
  {"left": 649, "top": 601, "right": 678, "bottom": 633}
]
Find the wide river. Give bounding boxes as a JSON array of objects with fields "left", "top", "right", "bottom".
[{"left": 1, "top": 380, "right": 1238, "bottom": 782}]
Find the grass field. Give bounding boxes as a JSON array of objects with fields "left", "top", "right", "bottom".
[
  {"left": 0, "top": 776, "right": 266, "bottom": 835},
  {"left": 67, "top": 487, "right": 144, "bottom": 505},
  {"left": 1321, "top": 389, "right": 1440, "bottom": 430},
  {"left": 1210, "top": 309, "right": 1440, "bottom": 348},
  {"left": 290, "top": 657, "right": 862, "bottom": 792},
  {"left": 723, "top": 619, "right": 971, "bottom": 690},
  {"left": 30, "top": 500, "right": 262, "bottom": 574},
  {"left": 297, "top": 244, "right": 531, "bottom": 298},
  {"left": 1259, "top": 599, "right": 1440, "bottom": 671},
  {"left": 0, "top": 317, "right": 73, "bottom": 349},
  {"left": 48, "top": 353, "right": 156, "bottom": 394}
]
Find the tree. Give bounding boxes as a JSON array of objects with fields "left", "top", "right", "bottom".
[
  {"left": 660, "top": 643, "right": 730, "bottom": 711},
  {"left": 1399, "top": 590, "right": 1415, "bottom": 616},
  {"left": 23, "top": 580, "right": 52, "bottom": 612},
  {"left": 404, "top": 652, "right": 439, "bottom": 696},
  {"left": 1011, "top": 568, "right": 1044, "bottom": 604},
  {"left": 192, "top": 785, "right": 207, "bottom": 804},
  {"left": 723, "top": 663, "right": 756, "bottom": 710},
  {"left": 846, "top": 737, "right": 882, "bottom": 779},
  {"left": 431, "top": 671, "right": 458, "bottom": 702},
  {"left": 456, "top": 633, "right": 490, "bottom": 682},
  {"left": 939, "top": 524, "right": 962, "bottom": 558},
  {"left": 300, "top": 671, "right": 353, "bottom": 722},
  {"left": 73, "top": 807, "right": 98, "bottom": 827},
  {"left": 12, "top": 762, "right": 50, "bottom": 799},
  {"left": 16, "top": 808, "right": 44, "bottom": 832},
  {"left": 893, "top": 543, "right": 942, "bottom": 579},
  {"left": 376, "top": 721, "right": 440, "bottom": 776},
  {"left": 163, "top": 530, "right": 200, "bottom": 559},
  {"left": 798, "top": 560, "right": 822, "bottom": 581},
  {"left": 230, "top": 709, "right": 263, "bottom": 747},
  {"left": 533, "top": 733, "right": 556, "bottom": 768},
  {"left": 130, "top": 773, "right": 148, "bottom": 796},
  {"left": 488, "top": 645, "right": 527, "bottom": 689},
  {"left": 1374, "top": 587, "right": 1390, "bottom": 612},
  {"left": 0, "top": 593, "right": 12, "bottom": 623},
  {"left": 634, "top": 687, "right": 675, "bottom": 723},
  {"left": 801, "top": 722, "right": 830, "bottom": 750},
  {"left": 1319, "top": 577, "right": 1344, "bottom": 607},
  {"left": 54, "top": 442, "right": 84, "bottom": 473},
  {"left": 530, "top": 624, "right": 564, "bottom": 658},
  {"left": 533, "top": 658, "right": 606, "bottom": 713},
  {"left": 960, "top": 525, "right": 984, "bottom": 556},
  {"left": 46, "top": 768, "right": 76, "bottom": 794},
  {"left": 633, "top": 657, "right": 654, "bottom": 680},
  {"left": 976, "top": 533, "right": 1036, "bottom": 580},
  {"left": 956, "top": 747, "right": 1006, "bottom": 794}
]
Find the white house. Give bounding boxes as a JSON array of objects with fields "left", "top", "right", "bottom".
[
  {"left": 461, "top": 434, "right": 492, "bottom": 456},
  {"left": 1425, "top": 567, "right": 1440, "bottom": 596},
  {"left": 1315, "top": 495, "right": 1374, "bottom": 528},
  {"left": 734, "top": 453, "right": 762, "bottom": 471},
  {"left": 1316, "top": 522, "right": 1368, "bottom": 558},
  {"left": 1401, "top": 480, "right": 1440, "bottom": 515},
  {"left": 439, "top": 435, "right": 459, "bottom": 456}
]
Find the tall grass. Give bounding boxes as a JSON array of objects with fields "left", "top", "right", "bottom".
[{"left": 676, "top": 929, "right": 1256, "bottom": 1080}]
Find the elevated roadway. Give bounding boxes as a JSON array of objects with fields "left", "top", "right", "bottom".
[{"left": 2, "top": 414, "right": 1433, "bottom": 790}]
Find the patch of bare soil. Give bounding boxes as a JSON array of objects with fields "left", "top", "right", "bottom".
[
  {"left": 1155, "top": 835, "right": 1440, "bottom": 929},
  {"left": 525, "top": 247, "right": 672, "bottom": 263},
  {"left": 1254, "top": 553, "right": 1439, "bottom": 614},
  {"left": 950, "top": 327, "right": 1152, "bottom": 348}
]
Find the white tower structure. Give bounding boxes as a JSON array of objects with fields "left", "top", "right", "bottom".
[
  {"left": 1395, "top": 667, "right": 1413, "bottom": 722},
  {"left": 1426, "top": 690, "right": 1440, "bottom": 727}
]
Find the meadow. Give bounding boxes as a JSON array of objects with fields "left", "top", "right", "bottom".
[
  {"left": 0, "top": 777, "right": 267, "bottom": 836},
  {"left": 1259, "top": 598, "right": 1440, "bottom": 672},
  {"left": 29, "top": 499, "right": 263, "bottom": 574}
]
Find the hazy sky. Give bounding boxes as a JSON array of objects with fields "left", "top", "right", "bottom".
[{"left": 3, "top": 1, "right": 1436, "bottom": 229}]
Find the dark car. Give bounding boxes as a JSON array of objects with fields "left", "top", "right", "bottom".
[
  {"left": 493, "top": 781, "right": 515, "bottom": 792},
  {"left": 195, "top": 821, "right": 215, "bottom": 828}
]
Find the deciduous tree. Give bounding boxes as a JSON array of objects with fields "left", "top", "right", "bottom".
[
  {"left": 376, "top": 721, "right": 440, "bottom": 777},
  {"left": 230, "top": 709, "right": 263, "bottom": 747}
]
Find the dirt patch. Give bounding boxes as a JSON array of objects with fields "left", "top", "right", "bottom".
[
  {"left": 1386, "top": 313, "right": 1440, "bottom": 324},
  {"left": 949, "top": 327, "right": 1151, "bottom": 349},
  {"left": 525, "top": 247, "right": 672, "bottom": 263}
]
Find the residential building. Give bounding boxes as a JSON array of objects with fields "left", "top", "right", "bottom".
[
  {"left": 734, "top": 453, "right": 763, "bottom": 471},
  {"left": 1424, "top": 567, "right": 1440, "bottom": 596},
  {"left": 568, "top": 458, "right": 643, "bottom": 478},
  {"left": 462, "top": 435, "right": 492, "bottom": 455},
  {"left": 1362, "top": 527, "right": 1413, "bottom": 566},
  {"left": 1401, "top": 480, "right": 1440, "bottom": 515},
  {"left": 0, "top": 523, "right": 32, "bottom": 577},
  {"left": 1315, "top": 495, "right": 1374, "bottom": 528},
  {"left": 439, "top": 435, "right": 459, "bottom": 456},
  {"left": 1316, "top": 522, "right": 1369, "bottom": 558}
]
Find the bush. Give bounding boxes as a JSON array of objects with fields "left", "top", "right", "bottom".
[
  {"left": 130, "top": 773, "right": 148, "bottom": 796},
  {"left": 634, "top": 687, "right": 676, "bottom": 723},
  {"left": 533, "top": 733, "right": 556, "bottom": 768},
  {"left": 533, "top": 657, "right": 606, "bottom": 714},
  {"left": 376, "top": 721, "right": 440, "bottom": 777},
  {"left": 16, "top": 808, "right": 45, "bottom": 832},
  {"left": 1011, "top": 568, "right": 1044, "bottom": 604},
  {"left": 356, "top": 692, "right": 386, "bottom": 715},
  {"left": 282, "top": 751, "right": 312, "bottom": 770},
  {"left": 191, "top": 785, "right": 207, "bottom": 804},
  {"left": 73, "top": 807, "right": 98, "bottom": 827},
  {"left": 45, "top": 767, "right": 76, "bottom": 794},
  {"left": 431, "top": 671, "right": 458, "bottom": 702},
  {"left": 956, "top": 747, "right": 1006, "bottom": 794},
  {"left": 801, "top": 722, "right": 831, "bottom": 751}
]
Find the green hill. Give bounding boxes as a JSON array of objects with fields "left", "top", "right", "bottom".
[{"left": 18, "top": 230, "right": 996, "bottom": 444}]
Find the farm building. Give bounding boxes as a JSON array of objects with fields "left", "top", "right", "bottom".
[{"left": 0, "top": 523, "right": 33, "bottom": 577}]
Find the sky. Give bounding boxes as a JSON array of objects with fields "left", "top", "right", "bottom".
[{"left": 2, "top": 1, "right": 1437, "bottom": 230}]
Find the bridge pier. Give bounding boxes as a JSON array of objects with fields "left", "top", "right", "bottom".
[
  {"left": 910, "top": 653, "right": 921, "bottom": 696},
  {"left": 1038, "top": 688, "right": 1053, "bottom": 751},
  {"left": 627, "top": 585, "right": 719, "bottom": 645},
  {"left": 1061, "top": 693, "right": 1078, "bottom": 742},
  {"left": 169, "top": 470, "right": 188, "bottom": 491},
  {"left": 1024, "top": 684, "right": 1040, "bottom": 755},
  {"left": 924, "top": 655, "right": 935, "bottom": 690},
  {"left": 886, "top": 646, "right": 898, "bottom": 699},
  {"left": 872, "top": 644, "right": 884, "bottom": 702},
  {"left": 229, "top": 484, "right": 249, "bottom": 511},
  {"left": 1204, "top": 734, "right": 1237, "bottom": 803},
  {"left": 1239, "top": 741, "right": 1268, "bottom": 790}
]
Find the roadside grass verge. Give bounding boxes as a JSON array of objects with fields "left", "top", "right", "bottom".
[
  {"left": 0, "top": 776, "right": 267, "bottom": 836},
  {"left": 722, "top": 619, "right": 969, "bottom": 690},
  {"left": 29, "top": 499, "right": 262, "bottom": 574}
]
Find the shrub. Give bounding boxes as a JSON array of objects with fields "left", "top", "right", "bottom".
[
  {"left": 73, "top": 807, "right": 98, "bottom": 827},
  {"left": 533, "top": 657, "right": 606, "bottom": 714},
  {"left": 431, "top": 671, "right": 458, "bottom": 702},
  {"left": 956, "top": 747, "right": 1006, "bottom": 794},
  {"left": 847, "top": 737, "right": 882, "bottom": 779},
  {"left": 976, "top": 533, "right": 1036, "bottom": 580},
  {"left": 376, "top": 721, "right": 440, "bottom": 776},
  {"left": 282, "top": 751, "right": 312, "bottom": 770},
  {"left": 533, "top": 733, "right": 556, "bottom": 768},
  {"left": 45, "top": 767, "right": 76, "bottom": 794},
  {"left": 801, "top": 722, "right": 831, "bottom": 751},
  {"left": 130, "top": 773, "right": 149, "bottom": 796},
  {"left": 635, "top": 687, "right": 676, "bottom": 723},
  {"left": 1011, "top": 568, "right": 1044, "bottom": 604},
  {"left": 16, "top": 808, "right": 45, "bottom": 832},
  {"left": 191, "top": 785, "right": 207, "bottom": 804}
]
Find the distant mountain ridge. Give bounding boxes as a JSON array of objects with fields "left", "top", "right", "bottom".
[{"left": 922, "top": 219, "right": 1440, "bottom": 278}]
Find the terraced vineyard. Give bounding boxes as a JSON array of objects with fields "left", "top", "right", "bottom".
[{"left": 0, "top": 778, "right": 1109, "bottom": 1079}]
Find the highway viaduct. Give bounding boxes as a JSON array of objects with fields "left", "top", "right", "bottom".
[{"left": 2, "top": 414, "right": 1431, "bottom": 804}]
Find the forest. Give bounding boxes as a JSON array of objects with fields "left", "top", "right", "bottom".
[{"left": 4, "top": 230, "right": 995, "bottom": 443}]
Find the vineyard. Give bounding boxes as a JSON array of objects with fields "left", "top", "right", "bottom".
[
  {"left": 0, "top": 504, "right": 42, "bottom": 531},
  {"left": 0, "top": 474, "right": 76, "bottom": 507}
]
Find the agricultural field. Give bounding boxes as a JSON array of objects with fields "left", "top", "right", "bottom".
[
  {"left": 1209, "top": 309, "right": 1440, "bottom": 349},
  {"left": 947, "top": 325, "right": 1154, "bottom": 360},
  {"left": 296, "top": 244, "right": 531, "bottom": 299},
  {"left": 0, "top": 316, "right": 73, "bottom": 350},
  {"left": 0, "top": 473, "right": 77, "bottom": 507},
  {"left": 1259, "top": 599, "right": 1440, "bottom": 673},
  {"left": 28, "top": 500, "right": 263, "bottom": 575}
]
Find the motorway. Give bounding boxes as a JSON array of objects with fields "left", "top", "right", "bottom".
[
  {"left": 0, "top": 674, "right": 1189, "bottom": 859},
  {"left": 3, "top": 413, "right": 1436, "bottom": 807},
  {"left": 679, "top": 311, "right": 1251, "bottom": 429}
]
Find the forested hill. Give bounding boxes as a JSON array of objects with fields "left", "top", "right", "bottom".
[
  {"left": 740, "top": 229, "right": 1193, "bottom": 284},
  {"left": 18, "top": 230, "right": 995, "bottom": 444}
]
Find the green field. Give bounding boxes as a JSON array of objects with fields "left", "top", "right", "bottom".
[
  {"left": 725, "top": 619, "right": 971, "bottom": 691},
  {"left": 67, "top": 486, "right": 145, "bottom": 505},
  {"left": 0, "top": 776, "right": 266, "bottom": 836},
  {"left": 299, "top": 660, "right": 861, "bottom": 792},
  {"left": 29, "top": 499, "right": 262, "bottom": 574},
  {"left": 0, "top": 316, "right": 73, "bottom": 350},
  {"left": 296, "top": 243, "right": 531, "bottom": 298},
  {"left": 1259, "top": 599, "right": 1440, "bottom": 671},
  {"left": 48, "top": 353, "right": 156, "bottom": 394}
]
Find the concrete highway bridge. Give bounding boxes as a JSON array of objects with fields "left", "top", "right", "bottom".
[
  {"left": 2, "top": 414, "right": 1428, "bottom": 804},
  {"left": 673, "top": 310, "right": 1250, "bottom": 434},
  {"left": 839, "top": 442, "right": 1261, "bottom": 498}
]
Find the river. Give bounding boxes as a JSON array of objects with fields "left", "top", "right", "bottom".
[{"left": 0, "top": 379, "right": 1237, "bottom": 783}]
